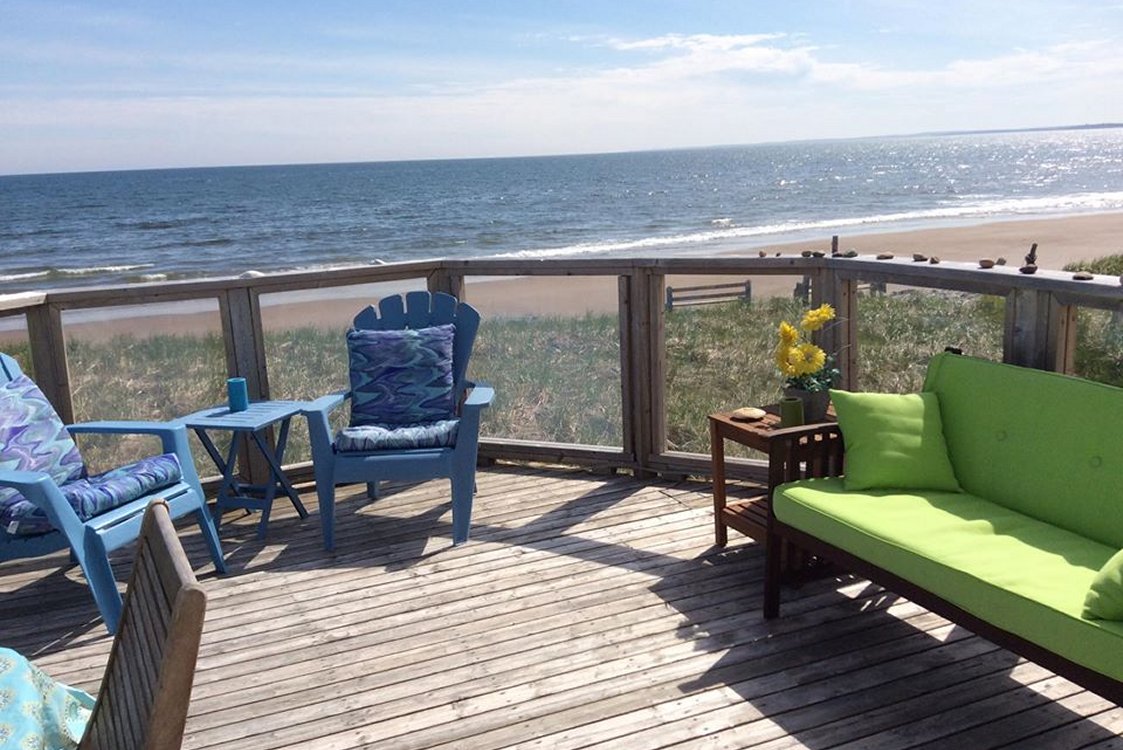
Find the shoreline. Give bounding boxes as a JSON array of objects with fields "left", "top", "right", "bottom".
[{"left": 2, "top": 211, "right": 1121, "bottom": 343}]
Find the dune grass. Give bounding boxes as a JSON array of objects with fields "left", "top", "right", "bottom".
[{"left": 1064, "top": 254, "right": 1123, "bottom": 387}]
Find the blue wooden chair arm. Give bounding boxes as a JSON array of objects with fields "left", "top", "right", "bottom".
[
  {"left": 0, "top": 469, "right": 85, "bottom": 537},
  {"left": 303, "top": 390, "right": 350, "bottom": 415},
  {"left": 0, "top": 468, "right": 57, "bottom": 494},
  {"left": 462, "top": 382, "right": 495, "bottom": 411},
  {"left": 67, "top": 421, "right": 196, "bottom": 462}
]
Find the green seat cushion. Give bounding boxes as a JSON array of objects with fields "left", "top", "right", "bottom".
[
  {"left": 829, "top": 390, "right": 960, "bottom": 492},
  {"left": 1084, "top": 548, "right": 1123, "bottom": 620},
  {"left": 774, "top": 477, "right": 1123, "bottom": 681}
]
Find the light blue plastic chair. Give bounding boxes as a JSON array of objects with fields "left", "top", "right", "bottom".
[
  {"left": 304, "top": 291, "right": 494, "bottom": 550},
  {"left": 0, "top": 352, "right": 225, "bottom": 633}
]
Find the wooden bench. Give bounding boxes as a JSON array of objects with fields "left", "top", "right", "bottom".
[{"left": 665, "top": 280, "right": 751, "bottom": 311}]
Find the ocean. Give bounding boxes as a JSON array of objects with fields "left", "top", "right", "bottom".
[{"left": 3, "top": 128, "right": 1123, "bottom": 295}]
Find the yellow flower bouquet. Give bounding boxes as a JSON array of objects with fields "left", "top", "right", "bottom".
[{"left": 775, "top": 303, "right": 840, "bottom": 393}]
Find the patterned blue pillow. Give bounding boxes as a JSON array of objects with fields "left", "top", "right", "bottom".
[
  {"left": 347, "top": 324, "right": 456, "bottom": 427},
  {"left": 0, "top": 374, "right": 86, "bottom": 528}
]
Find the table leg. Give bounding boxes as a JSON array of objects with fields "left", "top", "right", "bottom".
[
  {"left": 710, "top": 420, "right": 728, "bottom": 547},
  {"left": 250, "top": 425, "right": 309, "bottom": 529},
  {"left": 194, "top": 428, "right": 242, "bottom": 526},
  {"left": 271, "top": 419, "right": 309, "bottom": 517}
]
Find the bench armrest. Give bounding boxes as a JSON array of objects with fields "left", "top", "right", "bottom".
[{"left": 766, "top": 422, "right": 845, "bottom": 499}]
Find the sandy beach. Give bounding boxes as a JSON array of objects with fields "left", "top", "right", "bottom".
[
  {"left": 5, "top": 212, "right": 1122, "bottom": 343},
  {"left": 466, "top": 212, "right": 1123, "bottom": 318}
]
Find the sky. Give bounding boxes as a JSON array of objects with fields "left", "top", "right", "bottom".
[{"left": 3, "top": 0, "right": 1123, "bottom": 175}]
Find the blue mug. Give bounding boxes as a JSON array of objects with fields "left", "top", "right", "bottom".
[{"left": 227, "top": 377, "right": 249, "bottom": 412}]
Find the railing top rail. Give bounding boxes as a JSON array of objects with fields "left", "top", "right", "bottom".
[{"left": 826, "top": 255, "right": 1123, "bottom": 305}]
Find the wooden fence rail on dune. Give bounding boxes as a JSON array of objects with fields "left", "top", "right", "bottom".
[{"left": 665, "top": 280, "right": 752, "bottom": 310}]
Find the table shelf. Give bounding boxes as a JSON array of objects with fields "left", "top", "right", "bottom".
[{"left": 717, "top": 494, "right": 770, "bottom": 540}]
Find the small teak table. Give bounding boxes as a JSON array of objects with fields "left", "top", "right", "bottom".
[
  {"left": 709, "top": 406, "right": 835, "bottom": 548},
  {"left": 179, "top": 400, "right": 310, "bottom": 538}
]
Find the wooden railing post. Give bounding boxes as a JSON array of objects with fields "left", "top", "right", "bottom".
[
  {"left": 428, "top": 268, "right": 465, "bottom": 300},
  {"left": 619, "top": 268, "right": 663, "bottom": 478},
  {"left": 25, "top": 303, "right": 74, "bottom": 423},
  {"left": 219, "top": 286, "right": 272, "bottom": 484},
  {"left": 1004, "top": 289, "right": 1073, "bottom": 372},
  {"left": 647, "top": 270, "right": 668, "bottom": 476},
  {"left": 618, "top": 275, "right": 638, "bottom": 471},
  {"left": 814, "top": 266, "right": 859, "bottom": 390},
  {"left": 1047, "top": 298, "right": 1078, "bottom": 374}
]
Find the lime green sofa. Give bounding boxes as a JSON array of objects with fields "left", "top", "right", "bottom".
[{"left": 764, "top": 353, "right": 1123, "bottom": 702}]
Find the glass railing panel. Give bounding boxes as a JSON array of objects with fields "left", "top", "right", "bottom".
[{"left": 464, "top": 275, "right": 623, "bottom": 448}]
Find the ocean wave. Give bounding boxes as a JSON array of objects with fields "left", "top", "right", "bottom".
[
  {"left": 0, "top": 270, "right": 50, "bottom": 282},
  {"left": 56, "top": 264, "right": 154, "bottom": 276},
  {"left": 492, "top": 191, "right": 1123, "bottom": 260},
  {"left": 0, "top": 264, "right": 157, "bottom": 286}
]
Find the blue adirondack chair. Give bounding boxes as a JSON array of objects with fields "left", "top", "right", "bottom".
[
  {"left": 0, "top": 352, "right": 225, "bottom": 633},
  {"left": 304, "top": 291, "right": 494, "bottom": 550}
]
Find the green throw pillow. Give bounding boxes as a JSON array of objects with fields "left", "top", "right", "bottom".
[
  {"left": 830, "top": 390, "right": 961, "bottom": 492},
  {"left": 1083, "top": 548, "right": 1123, "bottom": 620}
]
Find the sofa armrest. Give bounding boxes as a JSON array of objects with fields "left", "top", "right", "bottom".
[{"left": 766, "top": 422, "right": 845, "bottom": 495}]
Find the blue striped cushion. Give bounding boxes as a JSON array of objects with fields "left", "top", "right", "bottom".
[
  {"left": 336, "top": 420, "right": 460, "bottom": 452},
  {"left": 2, "top": 453, "right": 183, "bottom": 536},
  {"left": 347, "top": 324, "right": 456, "bottom": 427}
]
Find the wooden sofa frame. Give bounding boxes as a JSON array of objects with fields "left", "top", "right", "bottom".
[{"left": 761, "top": 422, "right": 1123, "bottom": 705}]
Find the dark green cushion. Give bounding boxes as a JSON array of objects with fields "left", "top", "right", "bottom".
[
  {"left": 829, "top": 390, "right": 960, "bottom": 492},
  {"left": 1084, "top": 548, "right": 1123, "bottom": 620},
  {"left": 774, "top": 477, "right": 1123, "bottom": 682},
  {"left": 924, "top": 353, "right": 1123, "bottom": 549}
]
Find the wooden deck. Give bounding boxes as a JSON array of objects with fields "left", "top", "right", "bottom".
[{"left": 3, "top": 465, "right": 1122, "bottom": 749}]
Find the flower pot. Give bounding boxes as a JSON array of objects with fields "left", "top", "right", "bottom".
[{"left": 783, "top": 387, "right": 831, "bottom": 423}]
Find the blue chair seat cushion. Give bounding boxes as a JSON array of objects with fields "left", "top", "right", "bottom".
[
  {"left": 347, "top": 323, "right": 456, "bottom": 427},
  {"left": 1, "top": 452, "right": 183, "bottom": 536},
  {"left": 0, "top": 373, "right": 87, "bottom": 508},
  {"left": 335, "top": 420, "right": 460, "bottom": 452}
]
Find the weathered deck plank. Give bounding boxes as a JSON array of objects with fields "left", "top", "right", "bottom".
[{"left": 2, "top": 465, "right": 1120, "bottom": 749}]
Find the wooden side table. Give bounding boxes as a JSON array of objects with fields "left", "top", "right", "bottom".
[{"left": 709, "top": 406, "right": 835, "bottom": 547}]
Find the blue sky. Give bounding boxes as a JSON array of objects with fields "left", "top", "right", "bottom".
[{"left": 3, "top": 0, "right": 1123, "bottom": 175}]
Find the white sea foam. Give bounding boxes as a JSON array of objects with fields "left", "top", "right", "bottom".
[
  {"left": 0, "top": 271, "right": 50, "bottom": 282},
  {"left": 57, "top": 263, "right": 154, "bottom": 276},
  {"left": 491, "top": 191, "right": 1123, "bottom": 260}
]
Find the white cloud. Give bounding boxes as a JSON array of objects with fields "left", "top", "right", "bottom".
[{"left": 3, "top": 30, "right": 1123, "bottom": 173}]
